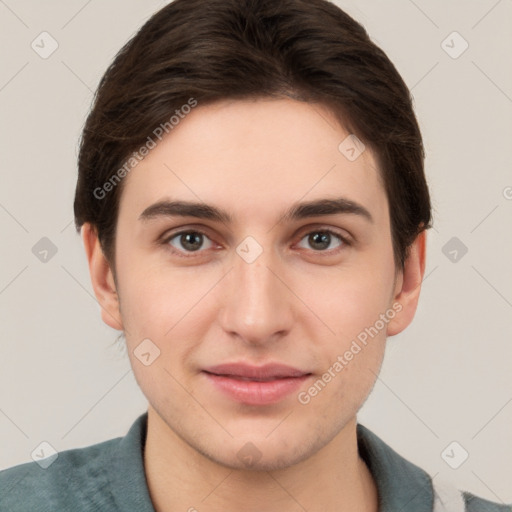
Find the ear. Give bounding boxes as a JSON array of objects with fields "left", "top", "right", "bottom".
[
  {"left": 81, "top": 223, "right": 124, "bottom": 331},
  {"left": 386, "top": 230, "right": 427, "bottom": 336}
]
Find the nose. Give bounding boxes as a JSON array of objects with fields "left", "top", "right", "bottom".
[{"left": 218, "top": 242, "right": 295, "bottom": 347}]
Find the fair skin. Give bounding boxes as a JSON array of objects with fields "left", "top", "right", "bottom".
[{"left": 82, "top": 98, "right": 426, "bottom": 512}]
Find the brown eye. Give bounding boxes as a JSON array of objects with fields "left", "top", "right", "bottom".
[
  {"left": 166, "top": 231, "right": 213, "bottom": 253},
  {"left": 296, "top": 229, "right": 347, "bottom": 252}
]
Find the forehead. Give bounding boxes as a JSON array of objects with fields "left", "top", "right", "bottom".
[{"left": 118, "top": 98, "right": 387, "bottom": 227}]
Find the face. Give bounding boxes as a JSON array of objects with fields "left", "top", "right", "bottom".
[{"left": 87, "top": 98, "right": 423, "bottom": 471}]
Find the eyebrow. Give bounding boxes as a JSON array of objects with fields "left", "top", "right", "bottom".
[{"left": 138, "top": 197, "right": 373, "bottom": 224}]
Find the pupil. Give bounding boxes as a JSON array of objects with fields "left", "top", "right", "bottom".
[
  {"left": 182, "top": 232, "right": 202, "bottom": 251},
  {"left": 310, "top": 232, "right": 330, "bottom": 250}
]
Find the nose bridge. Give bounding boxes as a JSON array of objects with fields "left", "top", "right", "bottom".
[{"left": 220, "top": 238, "right": 292, "bottom": 343}]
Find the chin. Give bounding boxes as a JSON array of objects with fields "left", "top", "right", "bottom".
[{"left": 200, "top": 429, "right": 324, "bottom": 473}]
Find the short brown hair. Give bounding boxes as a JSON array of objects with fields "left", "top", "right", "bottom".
[{"left": 74, "top": 0, "right": 432, "bottom": 269}]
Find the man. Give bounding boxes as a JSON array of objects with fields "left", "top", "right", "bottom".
[{"left": 1, "top": 0, "right": 510, "bottom": 510}]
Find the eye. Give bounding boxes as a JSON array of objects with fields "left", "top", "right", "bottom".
[
  {"left": 165, "top": 230, "right": 214, "bottom": 254},
  {"left": 161, "top": 227, "right": 350, "bottom": 258},
  {"left": 296, "top": 229, "right": 349, "bottom": 253}
]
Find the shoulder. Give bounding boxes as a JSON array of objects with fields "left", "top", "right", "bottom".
[
  {"left": 463, "top": 492, "right": 512, "bottom": 512},
  {"left": 0, "top": 436, "right": 120, "bottom": 511},
  {"left": 0, "top": 412, "right": 152, "bottom": 512},
  {"left": 432, "top": 478, "right": 512, "bottom": 511},
  {"left": 357, "top": 423, "right": 512, "bottom": 512}
]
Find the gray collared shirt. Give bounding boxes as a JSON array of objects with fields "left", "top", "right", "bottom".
[{"left": 1, "top": 412, "right": 510, "bottom": 511}]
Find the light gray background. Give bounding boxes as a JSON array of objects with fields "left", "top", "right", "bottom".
[{"left": 1, "top": 0, "right": 511, "bottom": 503}]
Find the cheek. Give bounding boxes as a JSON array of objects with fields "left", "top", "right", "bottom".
[
  {"left": 115, "top": 254, "right": 180, "bottom": 340},
  {"left": 116, "top": 255, "right": 221, "bottom": 363},
  {"left": 299, "top": 251, "right": 395, "bottom": 394},
  {"left": 300, "top": 288, "right": 389, "bottom": 416},
  {"left": 313, "top": 263, "right": 396, "bottom": 341}
]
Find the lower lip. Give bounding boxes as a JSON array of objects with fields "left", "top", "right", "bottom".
[{"left": 203, "top": 372, "right": 311, "bottom": 405}]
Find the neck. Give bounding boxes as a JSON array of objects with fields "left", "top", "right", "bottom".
[{"left": 143, "top": 406, "right": 378, "bottom": 512}]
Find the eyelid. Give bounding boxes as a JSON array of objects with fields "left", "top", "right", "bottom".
[{"left": 294, "top": 224, "right": 353, "bottom": 244}]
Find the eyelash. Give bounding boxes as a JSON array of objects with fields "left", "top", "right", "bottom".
[{"left": 160, "top": 227, "right": 351, "bottom": 258}]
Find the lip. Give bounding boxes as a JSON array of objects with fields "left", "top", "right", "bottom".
[
  {"left": 203, "top": 362, "right": 309, "bottom": 379},
  {"left": 202, "top": 362, "right": 312, "bottom": 405}
]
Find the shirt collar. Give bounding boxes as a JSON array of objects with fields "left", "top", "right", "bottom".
[
  {"left": 107, "top": 413, "right": 434, "bottom": 512},
  {"left": 357, "top": 423, "right": 434, "bottom": 511},
  {"left": 108, "top": 412, "right": 155, "bottom": 511}
]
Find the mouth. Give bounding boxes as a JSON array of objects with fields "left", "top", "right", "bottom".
[
  {"left": 204, "top": 373, "right": 302, "bottom": 382},
  {"left": 201, "top": 362, "right": 312, "bottom": 405},
  {"left": 203, "top": 362, "right": 310, "bottom": 379}
]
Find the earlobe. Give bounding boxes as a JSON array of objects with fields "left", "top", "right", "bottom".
[
  {"left": 386, "top": 230, "right": 427, "bottom": 337},
  {"left": 81, "top": 223, "right": 124, "bottom": 331}
]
